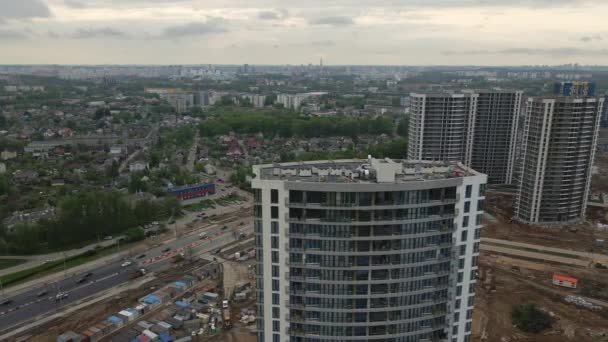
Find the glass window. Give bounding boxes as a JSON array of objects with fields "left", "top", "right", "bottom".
[
  {"left": 272, "top": 293, "right": 279, "bottom": 305},
  {"left": 272, "top": 265, "right": 279, "bottom": 277},
  {"left": 465, "top": 185, "right": 472, "bottom": 199},
  {"left": 464, "top": 201, "right": 470, "bottom": 213},
  {"left": 272, "top": 251, "right": 279, "bottom": 263},
  {"left": 271, "top": 222, "right": 278, "bottom": 234},
  {"left": 272, "top": 307, "right": 280, "bottom": 319},
  {"left": 271, "top": 189, "right": 279, "bottom": 204},
  {"left": 479, "top": 184, "right": 486, "bottom": 197},
  {"left": 461, "top": 230, "right": 468, "bottom": 242},
  {"left": 271, "top": 236, "right": 278, "bottom": 249},
  {"left": 463, "top": 216, "right": 469, "bottom": 228},
  {"left": 271, "top": 206, "right": 279, "bottom": 219},
  {"left": 272, "top": 320, "right": 280, "bottom": 332}
]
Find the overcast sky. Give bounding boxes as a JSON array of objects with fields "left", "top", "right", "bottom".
[{"left": 0, "top": 0, "right": 607, "bottom": 65}]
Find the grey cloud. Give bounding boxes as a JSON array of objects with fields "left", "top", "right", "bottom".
[
  {"left": 0, "top": 29, "right": 27, "bottom": 39},
  {"left": 71, "top": 27, "right": 127, "bottom": 38},
  {"left": 287, "top": 40, "right": 335, "bottom": 48},
  {"left": 442, "top": 47, "right": 608, "bottom": 56},
  {"left": 162, "top": 20, "right": 228, "bottom": 38},
  {"left": 65, "top": 0, "right": 87, "bottom": 9},
  {"left": 580, "top": 35, "right": 602, "bottom": 42},
  {"left": 258, "top": 9, "right": 289, "bottom": 20},
  {"left": 64, "top": 0, "right": 596, "bottom": 7},
  {"left": 0, "top": 0, "right": 51, "bottom": 19},
  {"left": 309, "top": 16, "right": 354, "bottom": 26}
]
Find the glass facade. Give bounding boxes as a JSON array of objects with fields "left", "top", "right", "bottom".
[{"left": 286, "top": 189, "right": 457, "bottom": 341}]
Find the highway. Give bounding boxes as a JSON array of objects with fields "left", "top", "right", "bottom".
[{"left": 0, "top": 218, "right": 252, "bottom": 333}]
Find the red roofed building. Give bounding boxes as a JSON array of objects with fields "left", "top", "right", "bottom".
[{"left": 552, "top": 274, "right": 578, "bottom": 289}]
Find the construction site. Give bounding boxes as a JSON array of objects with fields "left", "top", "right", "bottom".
[{"left": 473, "top": 182, "right": 608, "bottom": 342}]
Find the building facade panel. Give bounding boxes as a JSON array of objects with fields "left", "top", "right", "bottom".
[{"left": 515, "top": 96, "right": 603, "bottom": 224}]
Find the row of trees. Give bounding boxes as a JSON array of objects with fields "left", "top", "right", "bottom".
[
  {"left": 199, "top": 111, "right": 394, "bottom": 138},
  {"left": 279, "top": 138, "right": 408, "bottom": 162},
  {"left": 0, "top": 191, "right": 182, "bottom": 254}
]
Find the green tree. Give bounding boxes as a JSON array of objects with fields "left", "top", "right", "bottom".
[
  {"left": 128, "top": 173, "right": 148, "bottom": 193},
  {"left": 396, "top": 116, "right": 409, "bottom": 137},
  {"left": 106, "top": 160, "right": 120, "bottom": 178},
  {"left": 512, "top": 304, "right": 552, "bottom": 333},
  {"left": 124, "top": 227, "right": 145, "bottom": 242}
]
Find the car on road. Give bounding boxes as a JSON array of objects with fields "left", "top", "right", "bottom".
[
  {"left": 36, "top": 290, "right": 48, "bottom": 297},
  {"left": 55, "top": 292, "right": 68, "bottom": 301},
  {"left": 199, "top": 232, "right": 208, "bottom": 240},
  {"left": 121, "top": 261, "right": 132, "bottom": 267},
  {"left": 76, "top": 277, "right": 87, "bottom": 284},
  {"left": 162, "top": 247, "right": 171, "bottom": 253},
  {"left": 0, "top": 299, "right": 13, "bottom": 306},
  {"left": 222, "top": 299, "right": 229, "bottom": 309},
  {"left": 211, "top": 248, "right": 221, "bottom": 255},
  {"left": 221, "top": 226, "right": 228, "bottom": 230},
  {"left": 104, "top": 236, "right": 113, "bottom": 240},
  {"left": 84, "top": 272, "right": 93, "bottom": 278},
  {"left": 137, "top": 254, "right": 146, "bottom": 259}
]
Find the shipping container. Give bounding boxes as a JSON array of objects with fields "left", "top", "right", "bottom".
[
  {"left": 159, "top": 332, "right": 173, "bottom": 342},
  {"left": 143, "top": 329, "right": 159, "bottom": 341},
  {"left": 174, "top": 337, "right": 192, "bottom": 342},
  {"left": 107, "top": 315, "right": 124, "bottom": 328},
  {"left": 136, "top": 335, "right": 151, "bottom": 342},
  {"left": 174, "top": 301, "right": 189, "bottom": 309},
  {"left": 150, "top": 324, "right": 168, "bottom": 335},
  {"left": 119, "top": 310, "right": 136, "bottom": 322},
  {"left": 137, "top": 320, "right": 154, "bottom": 329},
  {"left": 57, "top": 331, "right": 82, "bottom": 342},
  {"left": 157, "top": 321, "right": 172, "bottom": 330},
  {"left": 89, "top": 326, "right": 102, "bottom": 339},
  {"left": 165, "top": 317, "right": 183, "bottom": 329}
]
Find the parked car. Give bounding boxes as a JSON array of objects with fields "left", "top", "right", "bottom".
[
  {"left": 36, "top": 290, "right": 48, "bottom": 297},
  {"left": 121, "top": 261, "right": 132, "bottom": 267},
  {"left": 162, "top": 247, "right": 171, "bottom": 253}
]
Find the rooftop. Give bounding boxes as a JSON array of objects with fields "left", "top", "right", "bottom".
[{"left": 253, "top": 157, "right": 481, "bottom": 184}]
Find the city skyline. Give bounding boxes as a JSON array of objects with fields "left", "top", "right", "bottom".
[{"left": 0, "top": 0, "right": 607, "bottom": 65}]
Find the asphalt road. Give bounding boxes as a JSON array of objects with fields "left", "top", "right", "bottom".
[{"left": 0, "top": 221, "right": 252, "bottom": 332}]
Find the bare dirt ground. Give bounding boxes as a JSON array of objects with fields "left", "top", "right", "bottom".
[
  {"left": 474, "top": 183, "right": 608, "bottom": 342},
  {"left": 483, "top": 192, "right": 608, "bottom": 254},
  {"left": 473, "top": 252, "right": 608, "bottom": 342}
]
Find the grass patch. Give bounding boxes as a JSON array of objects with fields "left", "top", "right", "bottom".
[
  {"left": 0, "top": 258, "right": 27, "bottom": 271},
  {"left": 0, "top": 243, "right": 129, "bottom": 289},
  {"left": 184, "top": 194, "right": 244, "bottom": 212}
]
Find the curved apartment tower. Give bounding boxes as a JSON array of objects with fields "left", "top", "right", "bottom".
[
  {"left": 515, "top": 96, "right": 604, "bottom": 224},
  {"left": 252, "top": 158, "right": 486, "bottom": 342}
]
